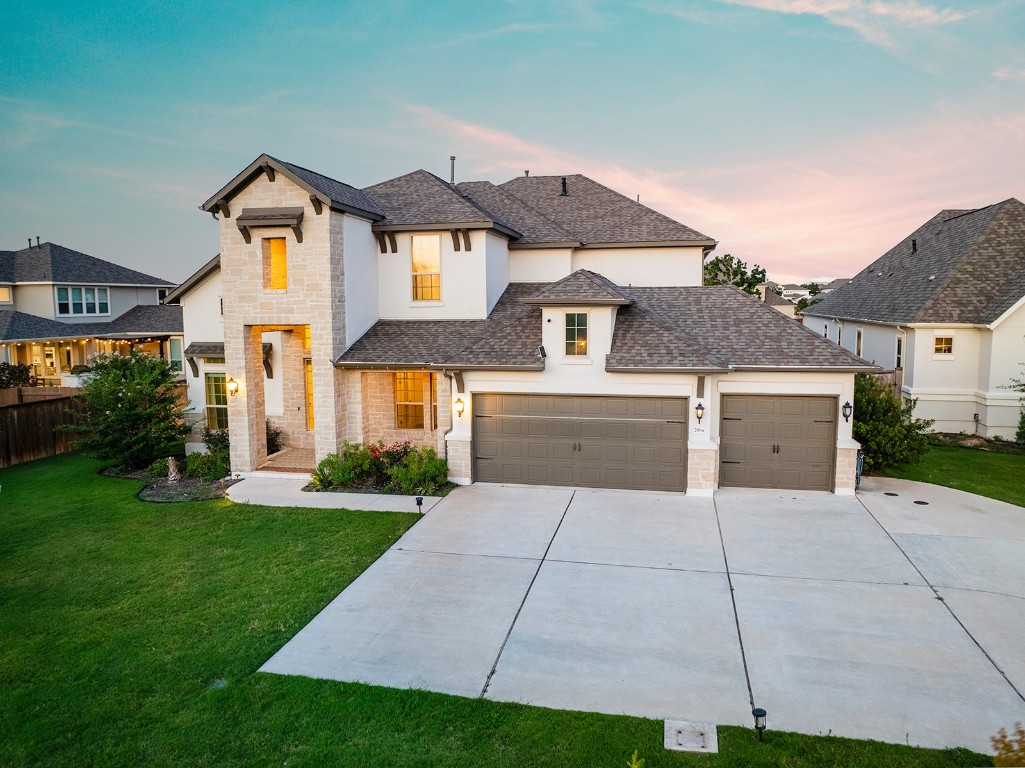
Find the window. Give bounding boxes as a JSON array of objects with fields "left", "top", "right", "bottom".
[
  {"left": 0, "top": 286, "right": 10, "bottom": 303},
  {"left": 565, "top": 313, "right": 588, "bottom": 356},
  {"left": 896, "top": 336, "right": 904, "bottom": 369},
  {"left": 304, "top": 359, "right": 314, "bottom": 431},
  {"left": 837, "top": 326, "right": 842, "bottom": 346},
  {"left": 205, "top": 373, "right": 228, "bottom": 430},
  {"left": 264, "top": 238, "right": 287, "bottom": 290},
  {"left": 855, "top": 328, "right": 864, "bottom": 357},
  {"left": 157, "top": 288, "right": 168, "bottom": 301},
  {"left": 395, "top": 372, "right": 434, "bottom": 429},
  {"left": 168, "top": 338, "right": 183, "bottom": 374},
  {"left": 411, "top": 235, "right": 441, "bottom": 301},
  {"left": 823, "top": 324, "right": 828, "bottom": 337},
  {"left": 934, "top": 336, "right": 954, "bottom": 355},
  {"left": 56, "top": 286, "right": 109, "bottom": 316},
  {"left": 203, "top": 356, "right": 225, "bottom": 364}
]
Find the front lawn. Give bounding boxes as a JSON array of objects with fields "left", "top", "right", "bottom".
[
  {"left": 0, "top": 453, "right": 991, "bottom": 767},
  {"left": 879, "top": 444, "right": 1025, "bottom": 507}
]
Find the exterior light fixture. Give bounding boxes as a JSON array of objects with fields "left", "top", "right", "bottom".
[
  {"left": 752, "top": 707, "right": 767, "bottom": 741},
  {"left": 416, "top": 496, "right": 423, "bottom": 512},
  {"left": 695, "top": 402, "right": 705, "bottom": 424},
  {"left": 226, "top": 377, "right": 240, "bottom": 397},
  {"left": 454, "top": 397, "right": 465, "bottom": 417},
  {"left": 842, "top": 401, "right": 853, "bottom": 422}
]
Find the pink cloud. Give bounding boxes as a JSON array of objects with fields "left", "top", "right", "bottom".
[{"left": 406, "top": 104, "right": 1025, "bottom": 284}]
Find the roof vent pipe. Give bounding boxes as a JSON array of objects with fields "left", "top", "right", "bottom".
[
  {"left": 912, "top": 238, "right": 917, "bottom": 253},
  {"left": 28, "top": 238, "right": 32, "bottom": 249},
  {"left": 560, "top": 177, "right": 568, "bottom": 196},
  {"left": 450, "top": 156, "right": 455, "bottom": 184},
  {"left": 524, "top": 170, "right": 529, "bottom": 177},
  {"left": 36, "top": 237, "right": 40, "bottom": 247}
]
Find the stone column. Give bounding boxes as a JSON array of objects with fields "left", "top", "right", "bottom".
[{"left": 225, "top": 324, "right": 267, "bottom": 473}]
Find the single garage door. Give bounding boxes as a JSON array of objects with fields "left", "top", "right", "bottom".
[
  {"left": 719, "top": 395, "right": 836, "bottom": 491},
  {"left": 474, "top": 394, "right": 687, "bottom": 492}
]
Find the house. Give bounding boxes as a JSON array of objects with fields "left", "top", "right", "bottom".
[
  {"left": 804, "top": 199, "right": 1025, "bottom": 439},
  {"left": 756, "top": 282, "right": 797, "bottom": 318},
  {"left": 819, "top": 278, "right": 849, "bottom": 294},
  {"left": 779, "top": 283, "right": 811, "bottom": 301},
  {"left": 176, "top": 154, "right": 874, "bottom": 494},
  {"left": 0, "top": 242, "right": 183, "bottom": 382}
]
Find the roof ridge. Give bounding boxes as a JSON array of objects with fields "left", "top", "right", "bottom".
[
  {"left": 459, "top": 181, "right": 579, "bottom": 243},
  {"left": 280, "top": 159, "right": 363, "bottom": 193}
]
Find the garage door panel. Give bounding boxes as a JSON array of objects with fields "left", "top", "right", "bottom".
[
  {"left": 473, "top": 394, "right": 687, "bottom": 491},
  {"left": 806, "top": 423, "right": 834, "bottom": 441}
]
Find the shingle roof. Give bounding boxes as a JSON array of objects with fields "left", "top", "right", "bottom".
[
  {"left": 455, "top": 181, "right": 578, "bottom": 245},
  {"left": 0, "top": 305, "right": 181, "bottom": 342},
  {"left": 498, "top": 174, "right": 715, "bottom": 246},
  {"left": 336, "top": 277, "right": 872, "bottom": 372},
  {"left": 0, "top": 243, "right": 173, "bottom": 286},
  {"left": 807, "top": 199, "right": 1025, "bottom": 325},
  {"left": 0, "top": 310, "right": 79, "bottom": 342},
  {"left": 363, "top": 170, "right": 509, "bottom": 229},
  {"left": 279, "top": 160, "right": 385, "bottom": 218},
  {"left": 520, "top": 270, "right": 632, "bottom": 305},
  {"left": 763, "top": 290, "right": 793, "bottom": 307}
]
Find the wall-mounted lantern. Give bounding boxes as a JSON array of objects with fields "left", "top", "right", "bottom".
[
  {"left": 695, "top": 402, "right": 705, "bottom": 424},
  {"left": 226, "top": 377, "right": 240, "bottom": 397},
  {"left": 454, "top": 397, "right": 465, "bottom": 417},
  {"left": 842, "top": 401, "right": 853, "bottom": 422}
]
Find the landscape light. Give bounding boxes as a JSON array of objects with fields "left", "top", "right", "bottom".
[{"left": 752, "top": 708, "right": 767, "bottom": 741}]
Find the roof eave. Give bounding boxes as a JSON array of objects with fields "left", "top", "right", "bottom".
[
  {"left": 332, "top": 360, "right": 546, "bottom": 372},
  {"left": 604, "top": 365, "right": 729, "bottom": 374},
  {"left": 508, "top": 240, "right": 582, "bottom": 250},
  {"left": 371, "top": 221, "right": 521, "bottom": 238},
  {"left": 519, "top": 298, "right": 632, "bottom": 307},
  {"left": 578, "top": 239, "right": 718, "bottom": 250},
  {"left": 730, "top": 364, "right": 880, "bottom": 373}
]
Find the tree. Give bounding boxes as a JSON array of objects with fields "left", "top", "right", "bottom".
[
  {"left": 802, "top": 282, "right": 821, "bottom": 295},
  {"left": 853, "top": 373, "right": 933, "bottom": 472},
  {"left": 61, "top": 350, "right": 190, "bottom": 469},
  {"left": 0, "top": 362, "right": 36, "bottom": 388},
  {"left": 795, "top": 295, "right": 820, "bottom": 313},
  {"left": 703, "top": 254, "right": 767, "bottom": 295}
]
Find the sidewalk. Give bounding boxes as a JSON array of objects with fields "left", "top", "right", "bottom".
[{"left": 226, "top": 475, "right": 442, "bottom": 513}]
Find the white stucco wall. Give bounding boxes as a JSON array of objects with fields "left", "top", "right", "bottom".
[
  {"left": 11, "top": 285, "right": 57, "bottom": 319},
  {"left": 484, "top": 232, "right": 511, "bottom": 314},
  {"left": 572, "top": 246, "right": 704, "bottom": 287},
  {"left": 508, "top": 248, "right": 574, "bottom": 282},
  {"left": 377, "top": 229, "right": 489, "bottom": 320},
  {"left": 342, "top": 213, "right": 380, "bottom": 347}
]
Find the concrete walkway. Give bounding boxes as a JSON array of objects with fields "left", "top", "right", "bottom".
[
  {"left": 226, "top": 474, "right": 442, "bottom": 514},
  {"left": 259, "top": 479, "right": 1025, "bottom": 754}
]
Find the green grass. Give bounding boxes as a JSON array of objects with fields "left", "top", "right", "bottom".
[
  {"left": 879, "top": 444, "right": 1025, "bottom": 507},
  {"left": 0, "top": 453, "right": 992, "bottom": 767}
]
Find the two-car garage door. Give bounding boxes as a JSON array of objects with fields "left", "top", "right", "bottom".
[{"left": 473, "top": 394, "right": 687, "bottom": 492}]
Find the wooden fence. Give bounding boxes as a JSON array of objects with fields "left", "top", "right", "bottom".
[
  {"left": 0, "top": 387, "right": 79, "bottom": 406},
  {"left": 0, "top": 396, "right": 83, "bottom": 469}
]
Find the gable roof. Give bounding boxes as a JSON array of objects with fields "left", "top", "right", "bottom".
[
  {"left": 455, "top": 181, "right": 579, "bottom": 246},
  {"left": 0, "top": 304, "right": 182, "bottom": 343},
  {"left": 362, "top": 170, "right": 519, "bottom": 236},
  {"left": 0, "top": 243, "right": 172, "bottom": 286},
  {"left": 336, "top": 276, "right": 873, "bottom": 373},
  {"left": 163, "top": 254, "right": 220, "bottom": 305},
  {"left": 807, "top": 199, "right": 1025, "bottom": 325},
  {"left": 0, "top": 310, "right": 79, "bottom": 343},
  {"left": 498, "top": 174, "right": 716, "bottom": 247},
  {"left": 200, "top": 154, "right": 385, "bottom": 221},
  {"left": 520, "top": 269, "right": 632, "bottom": 306}
]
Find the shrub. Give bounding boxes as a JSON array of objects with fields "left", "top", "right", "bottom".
[
  {"left": 146, "top": 458, "right": 170, "bottom": 478},
  {"left": 185, "top": 451, "right": 229, "bottom": 482},
  {"left": 59, "top": 350, "right": 190, "bottom": 469},
  {"left": 310, "top": 453, "right": 343, "bottom": 491},
  {"left": 266, "top": 420, "right": 284, "bottom": 454},
  {"left": 853, "top": 373, "right": 933, "bottom": 472},
  {"left": 1016, "top": 409, "right": 1025, "bottom": 445},
  {"left": 202, "top": 427, "right": 230, "bottom": 457},
  {"left": 0, "top": 362, "right": 35, "bottom": 388},
  {"left": 387, "top": 446, "right": 449, "bottom": 495}
]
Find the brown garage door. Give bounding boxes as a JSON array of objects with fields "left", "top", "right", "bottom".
[
  {"left": 473, "top": 394, "right": 687, "bottom": 492},
  {"left": 719, "top": 395, "right": 836, "bottom": 491}
]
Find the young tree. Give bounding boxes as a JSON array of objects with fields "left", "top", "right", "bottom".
[
  {"left": 62, "top": 350, "right": 189, "bottom": 469},
  {"left": 703, "top": 254, "right": 767, "bottom": 295},
  {"left": 0, "top": 362, "right": 36, "bottom": 388},
  {"left": 802, "top": 282, "right": 822, "bottom": 295},
  {"left": 853, "top": 373, "right": 933, "bottom": 471}
]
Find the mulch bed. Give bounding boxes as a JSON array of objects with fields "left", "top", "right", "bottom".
[
  {"left": 101, "top": 465, "right": 239, "bottom": 502},
  {"left": 929, "top": 432, "right": 1025, "bottom": 455}
]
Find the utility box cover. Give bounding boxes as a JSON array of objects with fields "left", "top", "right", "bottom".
[{"left": 664, "top": 720, "right": 718, "bottom": 753}]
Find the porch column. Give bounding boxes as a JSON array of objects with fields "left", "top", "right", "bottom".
[{"left": 225, "top": 323, "right": 267, "bottom": 472}]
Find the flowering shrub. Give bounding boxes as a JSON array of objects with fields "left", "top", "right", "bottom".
[{"left": 310, "top": 440, "right": 447, "bottom": 494}]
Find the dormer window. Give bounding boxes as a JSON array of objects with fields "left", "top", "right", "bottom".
[
  {"left": 565, "top": 312, "right": 588, "bottom": 356},
  {"left": 411, "top": 235, "right": 441, "bottom": 301},
  {"left": 56, "top": 286, "right": 109, "bottom": 316}
]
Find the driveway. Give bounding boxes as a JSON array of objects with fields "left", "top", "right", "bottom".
[{"left": 260, "top": 479, "right": 1025, "bottom": 754}]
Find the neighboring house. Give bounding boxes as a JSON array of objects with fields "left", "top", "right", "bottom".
[
  {"left": 819, "top": 278, "right": 849, "bottom": 294},
  {"left": 0, "top": 242, "right": 183, "bottom": 383},
  {"left": 178, "top": 154, "right": 873, "bottom": 494},
  {"left": 805, "top": 199, "right": 1025, "bottom": 439},
  {"left": 780, "top": 283, "right": 811, "bottom": 300},
  {"left": 756, "top": 283, "right": 797, "bottom": 318}
]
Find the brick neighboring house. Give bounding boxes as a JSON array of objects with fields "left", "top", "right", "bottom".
[
  {"left": 804, "top": 198, "right": 1025, "bottom": 439},
  {"left": 0, "top": 242, "right": 183, "bottom": 382},
  {"left": 172, "top": 154, "right": 874, "bottom": 494}
]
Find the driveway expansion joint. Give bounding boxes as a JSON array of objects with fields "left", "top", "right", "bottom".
[{"left": 713, "top": 496, "right": 755, "bottom": 710}]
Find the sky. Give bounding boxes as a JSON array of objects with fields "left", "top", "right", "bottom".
[{"left": 1, "top": 0, "right": 1023, "bottom": 285}]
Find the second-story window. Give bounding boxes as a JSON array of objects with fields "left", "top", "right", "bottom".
[
  {"left": 565, "top": 312, "right": 588, "bottom": 356},
  {"left": 264, "top": 238, "right": 287, "bottom": 290},
  {"left": 56, "top": 286, "right": 109, "bottom": 316},
  {"left": 0, "top": 286, "right": 11, "bottom": 303},
  {"left": 411, "top": 235, "right": 441, "bottom": 301},
  {"left": 934, "top": 336, "right": 954, "bottom": 355}
]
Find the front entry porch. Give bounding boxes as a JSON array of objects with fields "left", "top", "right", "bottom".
[{"left": 259, "top": 446, "right": 316, "bottom": 473}]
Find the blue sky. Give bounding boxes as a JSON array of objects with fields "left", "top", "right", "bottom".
[{"left": 1, "top": 0, "right": 1023, "bottom": 283}]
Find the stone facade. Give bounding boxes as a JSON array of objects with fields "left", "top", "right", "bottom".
[
  {"left": 445, "top": 437, "right": 472, "bottom": 484},
  {"left": 686, "top": 447, "right": 718, "bottom": 494},
  {"left": 835, "top": 446, "right": 859, "bottom": 495},
  {"left": 220, "top": 171, "right": 350, "bottom": 471},
  {"left": 267, "top": 328, "right": 312, "bottom": 451}
]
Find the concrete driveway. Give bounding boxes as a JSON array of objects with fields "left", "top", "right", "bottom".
[{"left": 260, "top": 479, "right": 1025, "bottom": 754}]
